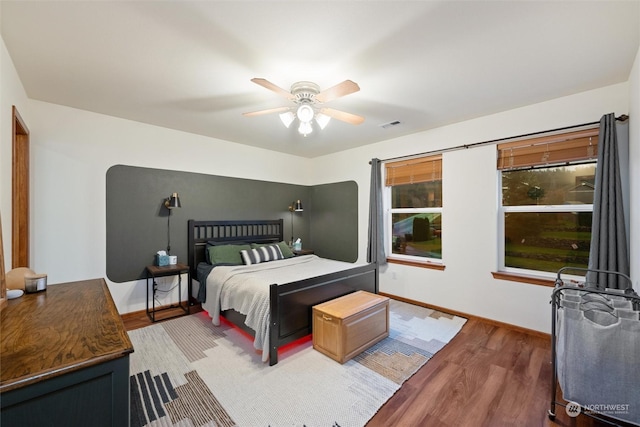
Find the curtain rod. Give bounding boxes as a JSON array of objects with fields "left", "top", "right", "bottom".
[{"left": 372, "top": 114, "right": 629, "bottom": 164}]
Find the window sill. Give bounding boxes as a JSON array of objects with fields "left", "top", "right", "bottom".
[
  {"left": 491, "top": 271, "right": 555, "bottom": 287},
  {"left": 387, "top": 258, "right": 445, "bottom": 271}
]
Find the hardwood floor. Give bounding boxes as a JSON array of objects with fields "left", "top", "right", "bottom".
[{"left": 122, "top": 305, "right": 633, "bottom": 427}]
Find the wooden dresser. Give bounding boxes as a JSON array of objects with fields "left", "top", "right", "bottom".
[{"left": 0, "top": 278, "right": 134, "bottom": 427}]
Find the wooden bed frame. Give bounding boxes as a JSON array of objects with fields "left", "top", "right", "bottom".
[{"left": 187, "top": 219, "right": 378, "bottom": 365}]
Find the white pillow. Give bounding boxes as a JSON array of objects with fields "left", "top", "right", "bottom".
[{"left": 241, "top": 245, "right": 284, "bottom": 265}]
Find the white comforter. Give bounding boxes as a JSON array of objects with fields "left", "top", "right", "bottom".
[{"left": 201, "top": 255, "right": 360, "bottom": 362}]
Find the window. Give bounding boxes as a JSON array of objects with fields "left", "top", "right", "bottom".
[
  {"left": 385, "top": 155, "right": 443, "bottom": 263},
  {"left": 497, "top": 128, "right": 598, "bottom": 277}
]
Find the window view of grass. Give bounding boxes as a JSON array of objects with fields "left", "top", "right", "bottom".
[
  {"left": 504, "top": 213, "right": 591, "bottom": 274},
  {"left": 502, "top": 164, "right": 595, "bottom": 275},
  {"left": 392, "top": 213, "right": 442, "bottom": 259}
]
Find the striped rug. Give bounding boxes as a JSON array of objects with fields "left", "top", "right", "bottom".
[{"left": 128, "top": 299, "right": 466, "bottom": 427}]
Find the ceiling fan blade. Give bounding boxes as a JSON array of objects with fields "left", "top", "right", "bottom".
[
  {"left": 250, "top": 78, "right": 295, "bottom": 100},
  {"left": 243, "top": 106, "right": 291, "bottom": 117},
  {"left": 315, "top": 80, "right": 360, "bottom": 103},
  {"left": 320, "top": 107, "right": 365, "bottom": 125}
]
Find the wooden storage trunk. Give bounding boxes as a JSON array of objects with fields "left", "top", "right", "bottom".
[{"left": 312, "top": 291, "right": 389, "bottom": 363}]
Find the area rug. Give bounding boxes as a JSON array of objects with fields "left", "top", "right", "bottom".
[{"left": 128, "top": 299, "right": 466, "bottom": 427}]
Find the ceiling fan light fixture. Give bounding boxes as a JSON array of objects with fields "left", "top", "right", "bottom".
[
  {"left": 315, "top": 113, "right": 331, "bottom": 130},
  {"left": 296, "top": 104, "right": 314, "bottom": 123},
  {"left": 279, "top": 111, "right": 295, "bottom": 128},
  {"left": 298, "top": 120, "right": 313, "bottom": 136},
  {"left": 245, "top": 78, "right": 364, "bottom": 135}
]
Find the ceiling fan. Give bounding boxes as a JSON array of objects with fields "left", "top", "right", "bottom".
[{"left": 243, "top": 78, "right": 365, "bottom": 136}]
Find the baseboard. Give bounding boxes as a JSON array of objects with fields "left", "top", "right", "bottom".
[{"left": 379, "top": 291, "right": 550, "bottom": 340}]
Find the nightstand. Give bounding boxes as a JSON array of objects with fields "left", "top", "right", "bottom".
[
  {"left": 145, "top": 263, "right": 190, "bottom": 322},
  {"left": 293, "top": 249, "right": 314, "bottom": 256}
]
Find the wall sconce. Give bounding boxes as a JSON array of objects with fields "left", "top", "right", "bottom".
[
  {"left": 288, "top": 199, "right": 303, "bottom": 245},
  {"left": 164, "top": 192, "right": 182, "bottom": 254}
]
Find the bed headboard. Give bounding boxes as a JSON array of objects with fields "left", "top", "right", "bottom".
[{"left": 187, "top": 219, "right": 284, "bottom": 277}]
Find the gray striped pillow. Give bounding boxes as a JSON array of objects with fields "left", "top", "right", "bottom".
[{"left": 240, "top": 245, "right": 284, "bottom": 265}]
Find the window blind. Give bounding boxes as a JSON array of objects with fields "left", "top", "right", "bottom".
[
  {"left": 497, "top": 128, "right": 599, "bottom": 170},
  {"left": 385, "top": 155, "right": 442, "bottom": 186}
]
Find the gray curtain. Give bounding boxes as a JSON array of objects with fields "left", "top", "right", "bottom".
[
  {"left": 586, "top": 113, "right": 630, "bottom": 289},
  {"left": 367, "top": 158, "right": 386, "bottom": 264}
]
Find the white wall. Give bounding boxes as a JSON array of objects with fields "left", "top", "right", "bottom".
[
  {"left": 311, "top": 82, "right": 632, "bottom": 333},
  {"left": 0, "top": 31, "right": 30, "bottom": 270},
  {"left": 2, "top": 26, "right": 637, "bottom": 331},
  {"left": 26, "top": 101, "right": 313, "bottom": 314}
]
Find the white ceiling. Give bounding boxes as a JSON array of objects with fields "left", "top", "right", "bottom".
[{"left": 1, "top": 1, "right": 639, "bottom": 158}]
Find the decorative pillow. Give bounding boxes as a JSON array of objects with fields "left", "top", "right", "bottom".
[
  {"left": 251, "top": 241, "right": 294, "bottom": 259},
  {"left": 207, "top": 243, "right": 251, "bottom": 265},
  {"left": 241, "top": 245, "right": 284, "bottom": 265},
  {"left": 206, "top": 240, "right": 248, "bottom": 258}
]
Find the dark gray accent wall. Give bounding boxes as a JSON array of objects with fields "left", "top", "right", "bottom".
[
  {"left": 309, "top": 181, "right": 359, "bottom": 262},
  {"left": 106, "top": 165, "right": 357, "bottom": 283}
]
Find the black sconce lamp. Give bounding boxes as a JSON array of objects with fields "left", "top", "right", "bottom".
[
  {"left": 288, "top": 199, "right": 303, "bottom": 245},
  {"left": 164, "top": 192, "right": 182, "bottom": 254}
]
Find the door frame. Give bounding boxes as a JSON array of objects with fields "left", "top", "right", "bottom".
[{"left": 12, "top": 106, "right": 30, "bottom": 268}]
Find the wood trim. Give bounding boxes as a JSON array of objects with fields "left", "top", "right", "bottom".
[
  {"left": 386, "top": 257, "right": 445, "bottom": 270},
  {"left": 379, "top": 291, "right": 550, "bottom": 340},
  {"left": 0, "top": 213, "right": 6, "bottom": 312},
  {"left": 12, "top": 106, "right": 29, "bottom": 268},
  {"left": 491, "top": 271, "right": 555, "bottom": 287}
]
